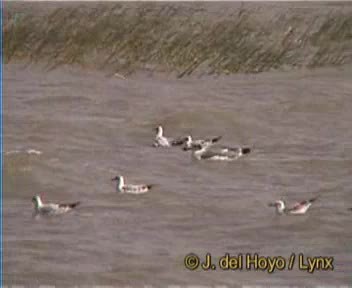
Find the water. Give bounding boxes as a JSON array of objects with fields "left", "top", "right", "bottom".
[{"left": 3, "top": 64, "right": 352, "bottom": 286}]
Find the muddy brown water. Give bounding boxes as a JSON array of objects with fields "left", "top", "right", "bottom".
[{"left": 3, "top": 63, "right": 352, "bottom": 286}]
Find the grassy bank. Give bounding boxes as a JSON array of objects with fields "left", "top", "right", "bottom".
[{"left": 3, "top": 2, "right": 352, "bottom": 77}]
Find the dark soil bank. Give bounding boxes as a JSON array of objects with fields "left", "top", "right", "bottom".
[{"left": 3, "top": 1, "right": 352, "bottom": 77}]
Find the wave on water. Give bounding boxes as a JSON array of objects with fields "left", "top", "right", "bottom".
[{"left": 5, "top": 149, "right": 42, "bottom": 156}]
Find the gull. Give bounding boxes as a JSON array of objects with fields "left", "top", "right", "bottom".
[
  {"left": 32, "top": 195, "right": 80, "bottom": 215},
  {"left": 153, "top": 126, "right": 186, "bottom": 147},
  {"left": 183, "top": 135, "right": 222, "bottom": 150},
  {"left": 111, "top": 175, "right": 153, "bottom": 194},
  {"left": 268, "top": 197, "right": 319, "bottom": 215},
  {"left": 185, "top": 143, "right": 251, "bottom": 161},
  {"left": 27, "top": 149, "right": 42, "bottom": 155}
]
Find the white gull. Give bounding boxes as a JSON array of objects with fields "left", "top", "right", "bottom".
[
  {"left": 183, "top": 135, "right": 222, "bottom": 150},
  {"left": 268, "top": 197, "right": 319, "bottom": 215},
  {"left": 112, "top": 175, "right": 154, "bottom": 194},
  {"left": 153, "top": 126, "right": 186, "bottom": 148},
  {"left": 185, "top": 143, "right": 251, "bottom": 161},
  {"left": 32, "top": 195, "right": 80, "bottom": 215}
]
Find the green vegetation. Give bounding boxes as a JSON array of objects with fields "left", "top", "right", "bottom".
[{"left": 3, "top": 2, "right": 352, "bottom": 77}]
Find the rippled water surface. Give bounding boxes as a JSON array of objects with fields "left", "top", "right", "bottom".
[{"left": 3, "top": 64, "right": 352, "bottom": 286}]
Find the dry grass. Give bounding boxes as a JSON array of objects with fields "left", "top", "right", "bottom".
[{"left": 3, "top": 2, "right": 352, "bottom": 77}]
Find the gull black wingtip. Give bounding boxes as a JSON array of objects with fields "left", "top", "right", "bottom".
[
  {"left": 171, "top": 137, "right": 187, "bottom": 146},
  {"left": 309, "top": 196, "right": 319, "bottom": 203},
  {"left": 70, "top": 201, "right": 81, "bottom": 208},
  {"left": 212, "top": 136, "right": 222, "bottom": 143},
  {"left": 242, "top": 147, "right": 251, "bottom": 154},
  {"left": 59, "top": 201, "right": 81, "bottom": 209}
]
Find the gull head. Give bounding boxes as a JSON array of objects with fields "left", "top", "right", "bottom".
[
  {"left": 32, "top": 195, "right": 43, "bottom": 208},
  {"left": 183, "top": 136, "right": 193, "bottom": 150},
  {"left": 155, "top": 126, "right": 163, "bottom": 136},
  {"left": 111, "top": 175, "right": 123, "bottom": 182},
  {"left": 268, "top": 200, "right": 286, "bottom": 213},
  {"left": 111, "top": 175, "right": 125, "bottom": 190}
]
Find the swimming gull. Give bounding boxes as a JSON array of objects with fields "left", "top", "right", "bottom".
[
  {"left": 185, "top": 143, "right": 251, "bottom": 161},
  {"left": 32, "top": 195, "right": 80, "bottom": 215},
  {"left": 112, "top": 175, "right": 154, "bottom": 194},
  {"left": 153, "top": 126, "right": 186, "bottom": 148},
  {"left": 268, "top": 197, "right": 319, "bottom": 215},
  {"left": 183, "top": 135, "right": 222, "bottom": 150}
]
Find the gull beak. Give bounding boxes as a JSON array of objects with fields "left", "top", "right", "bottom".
[{"left": 268, "top": 202, "right": 276, "bottom": 207}]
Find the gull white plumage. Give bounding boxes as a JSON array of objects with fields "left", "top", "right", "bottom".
[
  {"left": 268, "top": 197, "right": 318, "bottom": 215},
  {"left": 112, "top": 175, "right": 153, "bottom": 194},
  {"left": 153, "top": 126, "right": 186, "bottom": 147},
  {"left": 184, "top": 143, "right": 251, "bottom": 161},
  {"left": 183, "top": 135, "right": 222, "bottom": 150},
  {"left": 32, "top": 195, "right": 80, "bottom": 215}
]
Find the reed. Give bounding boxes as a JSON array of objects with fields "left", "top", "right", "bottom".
[{"left": 4, "top": 2, "right": 352, "bottom": 77}]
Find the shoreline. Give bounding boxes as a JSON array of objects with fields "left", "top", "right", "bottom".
[{"left": 4, "top": 1, "right": 352, "bottom": 78}]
